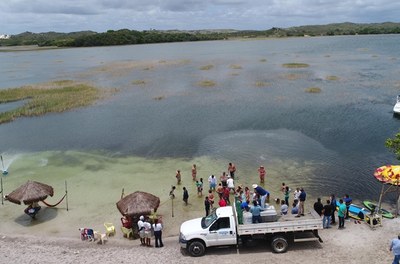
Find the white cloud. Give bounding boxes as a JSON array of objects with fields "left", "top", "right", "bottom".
[{"left": 0, "top": 0, "right": 399, "bottom": 34}]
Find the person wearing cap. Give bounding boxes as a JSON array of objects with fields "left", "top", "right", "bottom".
[
  {"left": 252, "top": 184, "right": 269, "bottom": 209},
  {"left": 390, "top": 233, "right": 400, "bottom": 263},
  {"left": 258, "top": 166, "right": 266, "bottom": 183},
  {"left": 137, "top": 215, "right": 145, "bottom": 246}
]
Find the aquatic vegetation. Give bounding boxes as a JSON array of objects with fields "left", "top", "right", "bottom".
[
  {"left": 254, "top": 81, "right": 269, "bottom": 87},
  {"left": 259, "top": 59, "right": 267, "bottom": 62},
  {"left": 282, "top": 73, "right": 303, "bottom": 80},
  {"left": 282, "top": 63, "right": 310, "bottom": 68},
  {"left": 0, "top": 80, "right": 104, "bottom": 124},
  {"left": 199, "top": 65, "right": 214, "bottom": 70},
  {"left": 305, "top": 87, "right": 322, "bottom": 93},
  {"left": 132, "top": 80, "right": 146, "bottom": 85},
  {"left": 326, "top": 75, "right": 339, "bottom": 81},
  {"left": 197, "top": 80, "right": 216, "bottom": 87},
  {"left": 153, "top": 95, "right": 165, "bottom": 101},
  {"left": 230, "top": 64, "right": 242, "bottom": 69}
]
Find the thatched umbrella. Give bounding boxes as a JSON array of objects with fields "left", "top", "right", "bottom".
[
  {"left": 116, "top": 191, "right": 160, "bottom": 217},
  {"left": 6, "top": 180, "right": 54, "bottom": 205}
]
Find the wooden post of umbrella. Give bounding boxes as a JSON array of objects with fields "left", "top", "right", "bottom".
[
  {"left": 65, "top": 180, "right": 69, "bottom": 211},
  {"left": 1, "top": 177, "right": 3, "bottom": 205}
]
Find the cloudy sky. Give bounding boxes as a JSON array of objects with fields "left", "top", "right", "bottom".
[{"left": 1, "top": 0, "right": 399, "bottom": 34}]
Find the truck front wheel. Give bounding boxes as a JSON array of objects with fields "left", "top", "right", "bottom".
[
  {"left": 271, "top": 236, "right": 288, "bottom": 253},
  {"left": 188, "top": 241, "right": 206, "bottom": 257}
]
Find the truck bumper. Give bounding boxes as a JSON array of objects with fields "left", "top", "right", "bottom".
[{"left": 179, "top": 234, "right": 188, "bottom": 248}]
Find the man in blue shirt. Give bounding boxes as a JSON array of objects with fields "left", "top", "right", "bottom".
[
  {"left": 252, "top": 184, "right": 269, "bottom": 209},
  {"left": 390, "top": 234, "right": 400, "bottom": 264},
  {"left": 343, "top": 194, "right": 352, "bottom": 219},
  {"left": 250, "top": 200, "right": 263, "bottom": 223}
]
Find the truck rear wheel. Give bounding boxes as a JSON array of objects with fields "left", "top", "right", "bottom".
[
  {"left": 188, "top": 241, "right": 205, "bottom": 257},
  {"left": 271, "top": 236, "right": 288, "bottom": 253}
]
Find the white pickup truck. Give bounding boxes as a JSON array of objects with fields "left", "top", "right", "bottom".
[{"left": 179, "top": 203, "right": 323, "bottom": 257}]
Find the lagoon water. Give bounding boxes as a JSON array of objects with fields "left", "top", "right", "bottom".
[{"left": 0, "top": 35, "right": 400, "bottom": 237}]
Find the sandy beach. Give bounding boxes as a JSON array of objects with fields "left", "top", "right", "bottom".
[{"left": 0, "top": 215, "right": 398, "bottom": 264}]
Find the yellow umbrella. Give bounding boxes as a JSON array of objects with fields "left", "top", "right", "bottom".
[{"left": 374, "top": 165, "right": 400, "bottom": 185}]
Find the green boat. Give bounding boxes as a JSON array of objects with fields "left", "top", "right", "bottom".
[{"left": 362, "top": 200, "right": 394, "bottom": 219}]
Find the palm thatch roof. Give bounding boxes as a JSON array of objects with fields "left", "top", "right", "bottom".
[
  {"left": 6, "top": 180, "right": 54, "bottom": 205},
  {"left": 116, "top": 191, "right": 160, "bottom": 217}
]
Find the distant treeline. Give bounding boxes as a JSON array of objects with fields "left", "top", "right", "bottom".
[{"left": 2, "top": 22, "right": 400, "bottom": 47}]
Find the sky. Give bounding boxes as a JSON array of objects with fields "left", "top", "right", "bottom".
[{"left": 1, "top": 0, "right": 399, "bottom": 34}]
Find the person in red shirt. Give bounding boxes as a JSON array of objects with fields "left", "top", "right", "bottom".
[
  {"left": 223, "top": 187, "right": 231, "bottom": 205},
  {"left": 121, "top": 215, "right": 132, "bottom": 229},
  {"left": 218, "top": 198, "right": 227, "bottom": 207},
  {"left": 258, "top": 166, "right": 266, "bottom": 183}
]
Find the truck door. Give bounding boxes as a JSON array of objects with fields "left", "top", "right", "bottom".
[{"left": 208, "top": 216, "right": 236, "bottom": 246}]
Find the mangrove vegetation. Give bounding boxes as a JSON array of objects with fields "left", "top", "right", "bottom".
[{"left": 2, "top": 22, "right": 400, "bottom": 48}]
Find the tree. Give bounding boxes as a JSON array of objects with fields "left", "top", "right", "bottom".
[{"left": 385, "top": 132, "right": 400, "bottom": 160}]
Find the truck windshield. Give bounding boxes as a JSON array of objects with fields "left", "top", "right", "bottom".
[{"left": 201, "top": 211, "right": 217, "bottom": 229}]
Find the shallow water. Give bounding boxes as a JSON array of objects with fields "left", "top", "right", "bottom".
[{"left": 1, "top": 35, "right": 400, "bottom": 238}]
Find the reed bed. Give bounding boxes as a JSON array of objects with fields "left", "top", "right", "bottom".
[
  {"left": 326, "top": 75, "right": 339, "bottom": 81},
  {"left": 199, "top": 65, "right": 214, "bottom": 70},
  {"left": 282, "top": 63, "right": 310, "bottom": 68},
  {"left": 197, "top": 80, "right": 216, "bottom": 87},
  {"left": 305, "top": 87, "right": 322, "bottom": 93},
  {"left": 0, "top": 80, "right": 102, "bottom": 124}
]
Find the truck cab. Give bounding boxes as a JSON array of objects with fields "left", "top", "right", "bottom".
[{"left": 179, "top": 206, "right": 237, "bottom": 256}]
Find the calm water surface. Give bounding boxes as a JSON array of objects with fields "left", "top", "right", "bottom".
[{"left": 1, "top": 36, "right": 400, "bottom": 232}]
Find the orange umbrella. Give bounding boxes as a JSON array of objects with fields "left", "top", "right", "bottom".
[{"left": 374, "top": 165, "right": 400, "bottom": 185}]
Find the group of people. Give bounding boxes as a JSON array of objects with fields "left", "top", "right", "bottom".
[
  {"left": 312, "top": 194, "right": 353, "bottom": 229},
  {"left": 120, "top": 214, "right": 164, "bottom": 248}
]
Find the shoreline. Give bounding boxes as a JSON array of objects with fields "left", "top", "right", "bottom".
[{"left": 0, "top": 217, "right": 398, "bottom": 264}]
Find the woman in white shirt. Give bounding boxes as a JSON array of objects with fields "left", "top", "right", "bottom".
[{"left": 152, "top": 218, "right": 164, "bottom": 248}]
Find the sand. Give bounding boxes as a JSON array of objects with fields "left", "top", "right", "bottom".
[{"left": 0, "top": 216, "right": 398, "bottom": 264}]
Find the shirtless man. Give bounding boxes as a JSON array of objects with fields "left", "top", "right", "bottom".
[{"left": 258, "top": 166, "right": 266, "bottom": 183}]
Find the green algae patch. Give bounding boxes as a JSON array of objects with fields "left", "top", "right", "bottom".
[
  {"left": 305, "top": 87, "right": 322, "bottom": 93},
  {"left": 0, "top": 80, "right": 104, "bottom": 124},
  {"left": 282, "top": 63, "right": 310, "bottom": 68}
]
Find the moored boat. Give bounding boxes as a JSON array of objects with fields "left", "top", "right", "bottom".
[{"left": 362, "top": 200, "right": 394, "bottom": 219}]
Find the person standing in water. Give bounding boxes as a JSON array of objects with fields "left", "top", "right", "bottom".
[
  {"left": 183, "top": 187, "right": 189, "bottom": 205},
  {"left": 175, "top": 170, "right": 181, "bottom": 185},
  {"left": 258, "top": 166, "right": 266, "bottom": 183},
  {"left": 191, "top": 164, "right": 197, "bottom": 181},
  {"left": 228, "top": 162, "right": 236, "bottom": 179}
]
